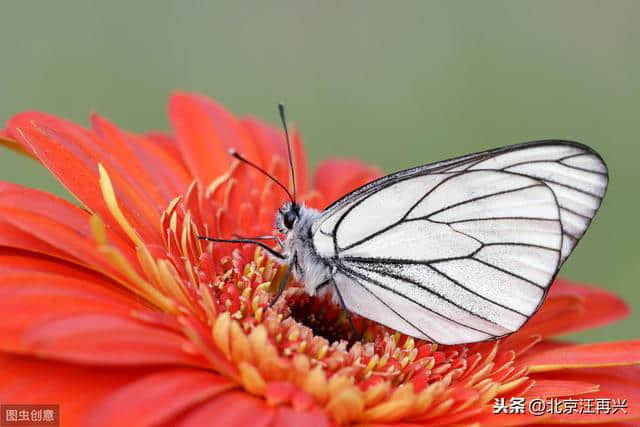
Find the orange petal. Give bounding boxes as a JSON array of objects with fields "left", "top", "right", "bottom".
[
  {"left": 519, "top": 341, "right": 640, "bottom": 373},
  {"left": 242, "top": 116, "right": 293, "bottom": 192},
  {"left": 289, "top": 129, "right": 309, "bottom": 196},
  {"left": 91, "top": 114, "right": 191, "bottom": 205},
  {"left": 0, "top": 273, "right": 207, "bottom": 367},
  {"left": 172, "top": 390, "right": 276, "bottom": 427},
  {"left": 169, "top": 93, "right": 256, "bottom": 188},
  {"left": 472, "top": 409, "right": 547, "bottom": 426},
  {"left": 312, "top": 158, "right": 382, "bottom": 208},
  {"left": 0, "top": 182, "right": 141, "bottom": 279},
  {"left": 525, "top": 379, "right": 600, "bottom": 398},
  {"left": 273, "top": 407, "right": 331, "bottom": 427},
  {"left": 7, "top": 113, "right": 162, "bottom": 244},
  {"left": 532, "top": 366, "right": 640, "bottom": 423},
  {"left": 0, "top": 249, "right": 143, "bottom": 306},
  {"left": 0, "top": 353, "right": 152, "bottom": 427},
  {"left": 86, "top": 369, "right": 235, "bottom": 427},
  {"left": 522, "top": 279, "right": 629, "bottom": 337},
  {"left": 0, "top": 129, "right": 34, "bottom": 157},
  {"left": 145, "top": 131, "right": 184, "bottom": 164}
]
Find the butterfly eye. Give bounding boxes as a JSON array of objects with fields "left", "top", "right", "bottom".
[{"left": 283, "top": 210, "right": 298, "bottom": 229}]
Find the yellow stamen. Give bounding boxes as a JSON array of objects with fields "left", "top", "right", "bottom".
[
  {"left": 496, "top": 376, "right": 529, "bottom": 394},
  {"left": 302, "top": 367, "right": 329, "bottom": 404},
  {"left": 98, "top": 244, "right": 174, "bottom": 312},
  {"left": 363, "top": 380, "right": 390, "bottom": 407},
  {"left": 89, "top": 215, "right": 107, "bottom": 245},
  {"left": 97, "top": 164, "right": 145, "bottom": 248},
  {"left": 212, "top": 312, "right": 232, "bottom": 359},
  {"left": 360, "top": 384, "right": 415, "bottom": 422},
  {"left": 238, "top": 362, "right": 266, "bottom": 396}
]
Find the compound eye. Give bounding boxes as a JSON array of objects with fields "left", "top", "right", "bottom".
[{"left": 283, "top": 210, "right": 297, "bottom": 229}]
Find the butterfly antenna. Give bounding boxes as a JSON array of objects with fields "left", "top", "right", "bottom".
[
  {"left": 228, "top": 149, "right": 294, "bottom": 203},
  {"left": 278, "top": 103, "right": 297, "bottom": 203}
]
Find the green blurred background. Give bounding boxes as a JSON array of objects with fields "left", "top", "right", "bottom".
[{"left": 1, "top": 1, "right": 638, "bottom": 342}]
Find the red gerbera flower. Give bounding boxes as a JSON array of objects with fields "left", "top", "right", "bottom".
[{"left": 0, "top": 92, "right": 638, "bottom": 426}]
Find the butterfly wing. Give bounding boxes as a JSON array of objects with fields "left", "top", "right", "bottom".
[{"left": 311, "top": 140, "right": 608, "bottom": 344}]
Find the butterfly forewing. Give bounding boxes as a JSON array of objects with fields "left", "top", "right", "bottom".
[{"left": 311, "top": 140, "right": 607, "bottom": 345}]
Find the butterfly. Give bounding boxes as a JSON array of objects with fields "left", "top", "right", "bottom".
[{"left": 200, "top": 104, "right": 608, "bottom": 345}]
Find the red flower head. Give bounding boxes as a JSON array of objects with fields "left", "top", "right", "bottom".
[{"left": 0, "top": 93, "right": 638, "bottom": 426}]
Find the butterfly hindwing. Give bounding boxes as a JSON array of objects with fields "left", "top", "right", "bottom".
[{"left": 311, "top": 140, "right": 607, "bottom": 344}]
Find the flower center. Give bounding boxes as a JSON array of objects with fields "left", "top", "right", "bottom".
[{"left": 284, "top": 292, "right": 361, "bottom": 346}]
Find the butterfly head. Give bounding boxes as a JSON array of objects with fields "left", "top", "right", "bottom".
[{"left": 276, "top": 201, "right": 300, "bottom": 234}]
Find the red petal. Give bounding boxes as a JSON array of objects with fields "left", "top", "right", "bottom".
[
  {"left": 7, "top": 113, "right": 162, "bottom": 244},
  {"left": 242, "top": 117, "right": 307, "bottom": 199},
  {"left": 172, "top": 391, "right": 276, "bottom": 427},
  {"left": 91, "top": 114, "right": 191, "bottom": 203},
  {"left": 472, "top": 409, "right": 547, "bottom": 426},
  {"left": 522, "top": 279, "right": 629, "bottom": 337},
  {"left": 0, "top": 353, "right": 152, "bottom": 427},
  {"left": 532, "top": 366, "right": 640, "bottom": 423},
  {"left": 525, "top": 379, "right": 600, "bottom": 398},
  {"left": 0, "top": 130, "right": 34, "bottom": 157},
  {"left": 273, "top": 407, "right": 331, "bottom": 427},
  {"left": 0, "top": 182, "right": 141, "bottom": 279},
  {"left": 242, "top": 117, "right": 290, "bottom": 188},
  {"left": 86, "top": 369, "right": 234, "bottom": 427},
  {"left": 518, "top": 341, "right": 640, "bottom": 372},
  {"left": 0, "top": 249, "right": 142, "bottom": 306},
  {"left": 0, "top": 273, "right": 207, "bottom": 367},
  {"left": 169, "top": 93, "right": 257, "bottom": 188},
  {"left": 145, "top": 131, "right": 184, "bottom": 164},
  {"left": 312, "top": 158, "right": 382, "bottom": 208},
  {"left": 290, "top": 129, "right": 309, "bottom": 196}
]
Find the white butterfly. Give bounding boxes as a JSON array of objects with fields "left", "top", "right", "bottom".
[{"left": 200, "top": 105, "right": 608, "bottom": 345}]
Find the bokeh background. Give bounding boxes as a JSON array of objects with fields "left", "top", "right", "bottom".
[{"left": 1, "top": 1, "right": 638, "bottom": 342}]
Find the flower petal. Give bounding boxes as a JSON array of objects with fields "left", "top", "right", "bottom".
[
  {"left": 0, "top": 353, "right": 152, "bottom": 427},
  {"left": 86, "top": 369, "right": 235, "bottom": 427},
  {"left": 519, "top": 341, "right": 640, "bottom": 373},
  {"left": 472, "top": 410, "right": 547, "bottom": 426},
  {"left": 7, "top": 113, "right": 161, "bottom": 244},
  {"left": 525, "top": 379, "right": 600, "bottom": 398},
  {"left": 0, "top": 273, "right": 207, "bottom": 367},
  {"left": 172, "top": 391, "right": 276, "bottom": 427},
  {"left": 522, "top": 279, "right": 629, "bottom": 337},
  {"left": 273, "top": 407, "right": 331, "bottom": 427},
  {"left": 169, "top": 93, "right": 256, "bottom": 187},
  {"left": 0, "top": 129, "right": 33, "bottom": 157},
  {"left": 0, "top": 182, "right": 141, "bottom": 279},
  {"left": 312, "top": 158, "right": 382, "bottom": 208},
  {"left": 532, "top": 366, "right": 640, "bottom": 423},
  {"left": 241, "top": 117, "right": 309, "bottom": 196},
  {"left": 91, "top": 114, "right": 192, "bottom": 203},
  {"left": 0, "top": 249, "right": 142, "bottom": 305}
]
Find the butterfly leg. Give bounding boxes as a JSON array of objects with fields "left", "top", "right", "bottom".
[{"left": 269, "top": 254, "right": 296, "bottom": 308}]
